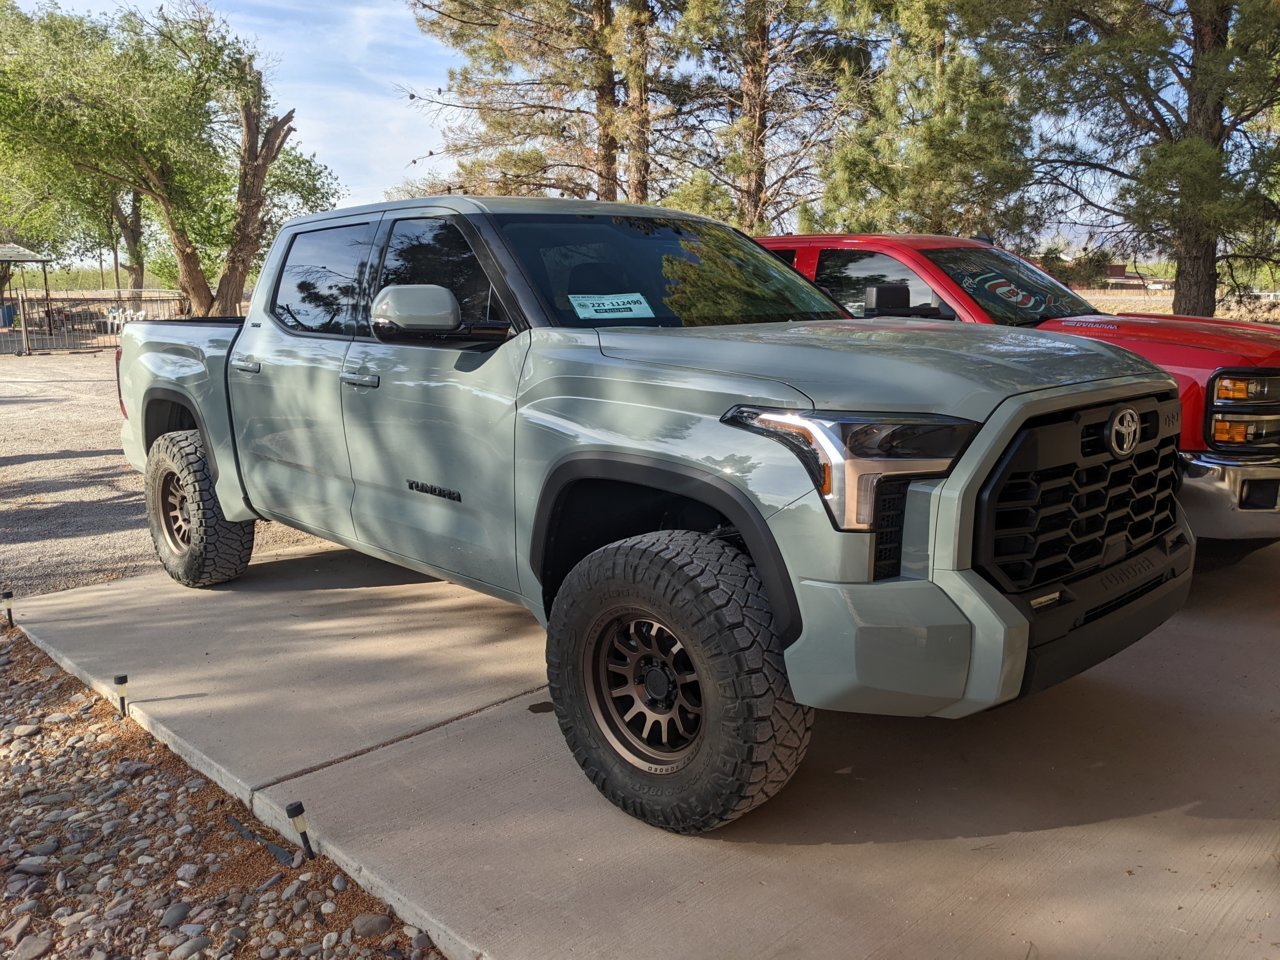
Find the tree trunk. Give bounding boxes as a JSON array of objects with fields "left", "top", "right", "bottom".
[
  {"left": 212, "top": 61, "right": 295, "bottom": 317},
  {"left": 112, "top": 191, "right": 146, "bottom": 292},
  {"left": 154, "top": 191, "right": 215, "bottom": 315},
  {"left": 737, "top": 0, "right": 770, "bottom": 230},
  {"left": 590, "top": 0, "right": 620, "bottom": 201},
  {"left": 1172, "top": 234, "right": 1218, "bottom": 317},
  {"left": 623, "top": 0, "right": 652, "bottom": 203},
  {"left": 1172, "top": 3, "right": 1231, "bottom": 318}
]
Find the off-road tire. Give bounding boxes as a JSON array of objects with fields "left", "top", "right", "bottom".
[
  {"left": 547, "top": 530, "right": 814, "bottom": 833},
  {"left": 144, "top": 429, "right": 255, "bottom": 587}
]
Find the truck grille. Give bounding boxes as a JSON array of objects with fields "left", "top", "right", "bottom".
[{"left": 974, "top": 395, "right": 1180, "bottom": 595}]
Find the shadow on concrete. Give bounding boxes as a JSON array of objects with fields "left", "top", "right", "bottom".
[
  {"left": 1193, "top": 537, "right": 1277, "bottom": 573},
  {"left": 220, "top": 548, "right": 438, "bottom": 592},
  {"left": 715, "top": 541, "right": 1280, "bottom": 847}
]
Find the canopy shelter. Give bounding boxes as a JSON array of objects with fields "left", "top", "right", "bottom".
[{"left": 0, "top": 242, "right": 54, "bottom": 352}]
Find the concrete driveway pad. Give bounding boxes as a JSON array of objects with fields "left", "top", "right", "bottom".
[
  {"left": 18, "top": 545, "right": 547, "bottom": 800},
  {"left": 20, "top": 541, "right": 1280, "bottom": 959}
]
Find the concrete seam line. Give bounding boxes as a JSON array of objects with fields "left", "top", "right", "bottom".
[
  {"left": 249, "top": 792, "right": 492, "bottom": 960},
  {"left": 249, "top": 681, "right": 552, "bottom": 791},
  {"left": 22, "top": 622, "right": 495, "bottom": 960}
]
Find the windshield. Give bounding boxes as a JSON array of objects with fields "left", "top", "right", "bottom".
[
  {"left": 921, "top": 247, "right": 1099, "bottom": 326},
  {"left": 493, "top": 213, "right": 845, "bottom": 328}
]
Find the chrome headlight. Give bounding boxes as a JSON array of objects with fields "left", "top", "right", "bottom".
[
  {"left": 1208, "top": 369, "right": 1280, "bottom": 451},
  {"left": 723, "top": 407, "right": 979, "bottom": 531}
]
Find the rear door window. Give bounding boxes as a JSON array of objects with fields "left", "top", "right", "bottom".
[
  {"left": 272, "top": 222, "right": 377, "bottom": 336},
  {"left": 815, "top": 249, "right": 935, "bottom": 317},
  {"left": 367, "top": 217, "right": 509, "bottom": 339}
]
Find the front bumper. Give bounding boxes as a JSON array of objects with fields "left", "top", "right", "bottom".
[
  {"left": 782, "top": 525, "right": 1193, "bottom": 718},
  {"left": 1178, "top": 451, "right": 1280, "bottom": 539},
  {"left": 775, "top": 377, "right": 1197, "bottom": 720}
]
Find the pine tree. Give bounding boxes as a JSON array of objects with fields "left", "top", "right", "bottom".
[
  {"left": 814, "top": 2, "right": 1042, "bottom": 245},
  {"left": 962, "top": 0, "right": 1280, "bottom": 315}
]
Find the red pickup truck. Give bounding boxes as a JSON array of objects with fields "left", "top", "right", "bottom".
[{"left": 758, "top": 234, "right": 1280, "bottom": 541}]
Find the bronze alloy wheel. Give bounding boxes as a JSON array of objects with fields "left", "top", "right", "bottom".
[
  {"left": 144, "top": 430, "right": 255, "bottom": 587},
  {"left": 586, "top": 613, "right": 704, "bottom": 772},
  {"left": 157, "top": 469, "right": 192, "bottom": 556}
]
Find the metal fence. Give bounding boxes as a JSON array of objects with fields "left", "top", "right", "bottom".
[{"left": 0, "top": 290, "right": 190, "bottom": 354}]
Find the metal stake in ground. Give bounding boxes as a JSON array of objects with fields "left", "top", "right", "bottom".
[
  {"left": 2, "top": 591, "right": 12, "bottom": 628},
  {"left": 286, "top": 801, "right": 316, "bottom": 860},
  {"left": 114, "top": 674, "right": 128, "bottom": 717}
]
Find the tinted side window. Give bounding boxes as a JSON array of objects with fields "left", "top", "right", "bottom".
[
  {"left": 769, "top": 248, "right": 797, "bottom": 267},
  {"left": 372, "top": 218, "right": 506, "bottom": 336},
  {"left": 815, "top": 250, "right": 935, "bottom": 317},
  {"left": 272, "top": 223, "right": 375, "bottom": 335}
]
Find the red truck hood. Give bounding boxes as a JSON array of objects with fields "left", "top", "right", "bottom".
[
  {"left": 1039, "top": 314, "right": 1280, "bottom": 451},
  {"left": 1041, "top": 314, "right": 1280, "bottom": 369}
]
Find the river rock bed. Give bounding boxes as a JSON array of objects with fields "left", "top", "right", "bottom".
[{"left": 0, "top": 627, "right": 440, "bottom": 960}]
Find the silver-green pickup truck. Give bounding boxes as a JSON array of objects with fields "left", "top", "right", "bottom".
[{"left": 118, "top": 197, "right": 1194, "bottom": 832}]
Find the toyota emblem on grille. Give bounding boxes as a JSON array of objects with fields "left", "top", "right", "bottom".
[{"left": 1107, "top": 407, "right": 1141, "bottom": 458}]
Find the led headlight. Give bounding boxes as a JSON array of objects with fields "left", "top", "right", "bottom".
[{"left": 724, "top": 407, "right": 979, "bottom": 531}]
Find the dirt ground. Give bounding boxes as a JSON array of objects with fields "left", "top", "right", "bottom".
[{"left": 0, "top": 351, "right": 319, "bottom": 601}]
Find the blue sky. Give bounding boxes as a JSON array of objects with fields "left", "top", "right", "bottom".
[{"left": 20, "top": 0, "right": 461, "bottom": 205}]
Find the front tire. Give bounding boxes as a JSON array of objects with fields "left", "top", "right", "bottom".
[
  {"left": 144, "top": 429, "right": 255, "bottom": 586},
  {"left": 547, "top": 530, "right": 813, "bottom": 833}
]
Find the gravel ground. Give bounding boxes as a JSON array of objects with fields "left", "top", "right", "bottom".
[
  {"left": 0, "top": 626, "right": 441, "bottom": 960},
  {"left": 0, "top": 352, "right": 319, "bottom": 600},
  {"left": 1, "top": 356, "right": 443, "bottom": 960}
]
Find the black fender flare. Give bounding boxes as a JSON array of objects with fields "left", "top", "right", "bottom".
[
  {"left": 141, "top": 387, "right": 218, "bottom": 481},
  {"left": 531, "top": 452, "right": 803, "bottom": 646}
]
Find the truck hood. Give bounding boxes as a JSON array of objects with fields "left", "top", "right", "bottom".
[
  {"left": 1043, "top": 314, "right": 1280, "bottom": 370},
  {"left": 598, "top": 320, "right": 1165, "bottom": 421}
]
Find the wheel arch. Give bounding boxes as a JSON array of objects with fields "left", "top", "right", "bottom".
[
  {"left": 141, "top": 387, "right": 217, "bottom": 481},
  {"left": 530, "top": 452, "right": 802, "bottom": 646}
]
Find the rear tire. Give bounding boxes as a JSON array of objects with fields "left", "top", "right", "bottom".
[
  {"left": 546, "top": 530, "right": 813, "bottom": 833},
  {"left": 145, "top": 429, "right": 255, "bottom": 586}
]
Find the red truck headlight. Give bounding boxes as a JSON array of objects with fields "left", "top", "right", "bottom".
[
  {"left": 1208, "top": 369, "right": 1280, "bottom": 451},
  {"left": 1214, "top": 374, "right": 1280, "bottom": 404}
]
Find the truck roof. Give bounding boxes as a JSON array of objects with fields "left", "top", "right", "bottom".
[
  {"left": 761, "top": 234, "right": 991, "bottom": 250},
  {"left": 286, "top": 195, "right": 711, "bottom": 228}
]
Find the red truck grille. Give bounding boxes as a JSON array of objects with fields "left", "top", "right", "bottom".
[{"left": 975, "top": 394, "right": 1181, "bottom": 595}]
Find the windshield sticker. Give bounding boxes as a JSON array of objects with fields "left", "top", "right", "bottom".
[
  {"left": 969, "top": 270, "right": 1061, "bottom": 315},
  {"left": 568, "top": 293, "right": 656, "bottom": 320}
]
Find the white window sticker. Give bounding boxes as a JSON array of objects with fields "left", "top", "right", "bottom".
[{"left": 568, "top": 292, "right": 655, "bottom": 320}]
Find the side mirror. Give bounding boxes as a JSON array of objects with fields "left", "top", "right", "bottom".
[{"left": 371, "top": 284, "right": 461, "bottom": 340}]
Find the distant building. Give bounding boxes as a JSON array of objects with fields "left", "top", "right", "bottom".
[{"left": 1103, "top": 263, "right": 1174, "bottom": 291}]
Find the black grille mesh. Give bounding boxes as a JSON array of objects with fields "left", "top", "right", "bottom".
[
  {"left": 872, "top": 479, "right": 910, "bottom": 580},
  {"left": 975, "top": 395, "right": 1180, "bottom": 594}
]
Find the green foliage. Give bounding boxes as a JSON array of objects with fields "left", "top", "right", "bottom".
[
  {"left": 409, "top": 0, "right": 857, "bottom": 229},
  {"left": 1038, "top": 244, "right": 1112, "bottom": 287},
  {"left": 814, "top": 2, "right": 1042, "bottom": 245},
  {"left": 659, "top": 170, "right": 736, "bottom": 222},
  {"left": 0, "top": 1, "right": 342, "bottom": 311},
  {"left": 959, "top": 0, "right": 1280, "bottom": 313}
]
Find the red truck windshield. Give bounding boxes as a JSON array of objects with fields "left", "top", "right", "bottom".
[
  {"left": 494, "top": 213, "right": 845, "bottom": 328},
  {"left": 923, "top": 247, "right": 1099, "bottom": 326}
]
